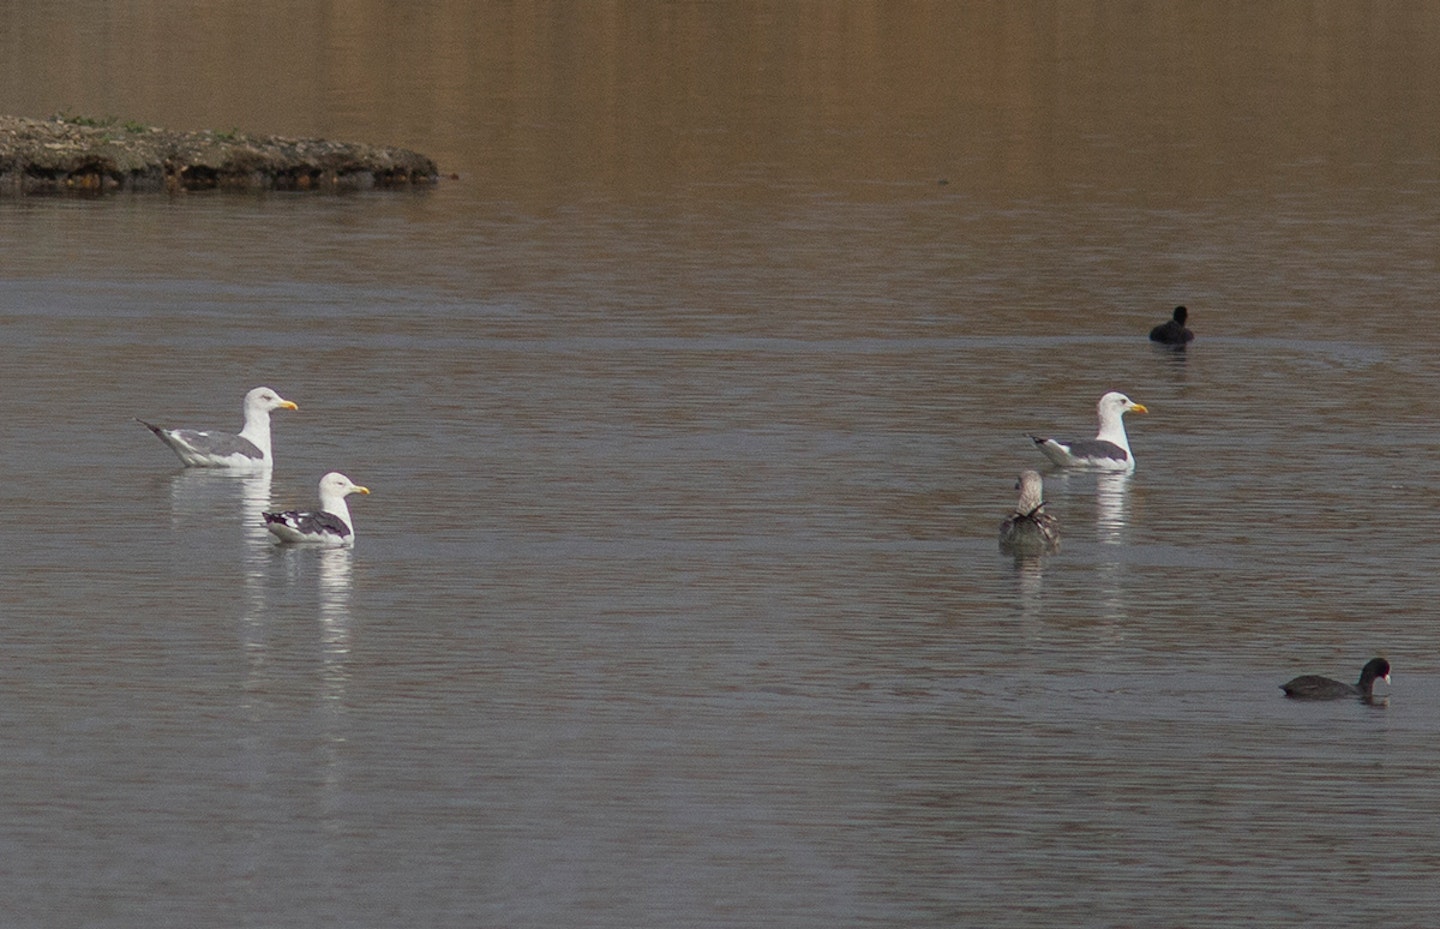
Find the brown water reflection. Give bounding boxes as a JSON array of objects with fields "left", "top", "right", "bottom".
[
  {"left": 5, "top": 3, "right": 1440, "bottom": 202},
  {"left": 4, "top": 4, "right": 1440, "bottom": 929}
]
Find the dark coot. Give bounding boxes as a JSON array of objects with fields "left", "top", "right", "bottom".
[
  {"left": 1280, "top": 657, "right": 1390, "bottom": 700},
  {"left": 1149, "top": 305, "right": 1194, "bottom": 345}
]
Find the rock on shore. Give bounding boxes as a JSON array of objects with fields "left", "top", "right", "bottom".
[{"left": 0, "top": 114, "right": 439, "bottom": 194}]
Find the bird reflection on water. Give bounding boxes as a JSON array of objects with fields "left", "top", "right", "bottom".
[{"left": 1094, "top": 472, "right": 1132, "bottom": 547}]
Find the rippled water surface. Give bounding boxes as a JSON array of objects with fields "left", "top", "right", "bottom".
[{"left": 5, "top": 5, "right": 1440, "bottom": 927}]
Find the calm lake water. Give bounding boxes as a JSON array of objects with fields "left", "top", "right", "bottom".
[{"left": 4, "top": 4, "right": 1440, "bottom": 927}]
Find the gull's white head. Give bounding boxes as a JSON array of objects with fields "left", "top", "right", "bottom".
[
  {"left": 319, "top": 471, "right": 371, "bottom": 503},
  {"left": 1098, "top": 391, "right": 1147, "bottom": 420},
  {"left": 245, "top": 386, "right": 299, "bottom": 415}
]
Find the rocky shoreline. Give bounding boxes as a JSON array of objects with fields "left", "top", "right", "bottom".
[{"left": 0, "top": 114, "right": 439, "bottom": 194}]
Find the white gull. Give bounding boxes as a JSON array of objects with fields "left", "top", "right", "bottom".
[
  {"left": 263, "top": 472, "right": 371, "bottom": 547},
  {"left": 1028, "top": 391, "right": 1148, "bottom": 472},
  {"left": 138, "top": 386, "right": 297, "bottom": 469}
]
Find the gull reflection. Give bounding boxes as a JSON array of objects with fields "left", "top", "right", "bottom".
[
  {"left": 318, "top": 547, "right": 355, "bottom": 687},
  {"left": 317, "top": 546, "right": 355, "bottom": 826},
  {"left": 162, "top": 468, "right": 276, "bottom": 670},
  {"left": 162, "top": 467, "right": 280, "bottom": 887},
  {"left": 232, "top": 471, "right": 275, "bottom": 682},
  {"left": 1092, "top": 471, "right": 1133, "bottom": 630},
  {"left": 164, "top": 467, "right": 273, "bottom": 534},
  {"left": 1007, "top": 552, "right": 1047, "bottom": 623},
  {"left": 1094, "top": 472, "right": 1132, "bottom": 545},
  {"left": 237, "top": 471, "right": 274, "bottom": 547}
]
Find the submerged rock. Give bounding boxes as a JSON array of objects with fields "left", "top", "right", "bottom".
[{"left": 0, "top": 114, "right": 438, "bottom": 194}]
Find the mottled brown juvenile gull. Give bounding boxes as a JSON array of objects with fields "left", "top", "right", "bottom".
[
  {"left": 138, "top": 386, "right": 297, "bottom": 469},
  {"left": 1149, "top": 305, "right": 1195, "bottom": 346},
  {"left": 1280, "top": 657, "right": 1390, "bottom": 701},
  {"left": 1028, "top": 391, "right": 1148, "bottom": 472},
  {"left": 998, "top": 470, "right": 1059, "bottom": 554},
  {"left": 263, "top": 472, "right": 371, "bottom": 546}
]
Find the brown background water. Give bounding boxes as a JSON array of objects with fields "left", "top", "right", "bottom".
[{"left": 4, "top": 3, "right": 1440, "bottom": 926}]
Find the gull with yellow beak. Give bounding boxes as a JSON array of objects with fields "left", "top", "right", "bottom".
[
  {"left": 137, "top": 386, "right": 298, "bottom": 469},
  {"left": 263, "top": 472, "right": 371, "bottom": 546},
  {"left": 1028, "top": 391, "right": 1149, "bottom": 472}
]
